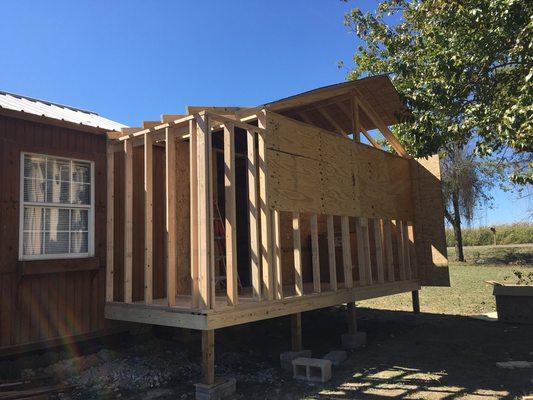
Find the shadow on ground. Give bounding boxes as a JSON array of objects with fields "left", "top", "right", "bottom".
[{"left": 2, "top": 307, "right": 532, "bottom": 399}]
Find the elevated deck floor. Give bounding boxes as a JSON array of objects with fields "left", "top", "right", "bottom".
[{"left": 105, "top": 280, "right": 420, "bottom": 330}]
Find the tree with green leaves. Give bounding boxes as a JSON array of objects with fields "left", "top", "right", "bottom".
[{"left": 343, "top": 0, "right": 532, "bottom": 260}]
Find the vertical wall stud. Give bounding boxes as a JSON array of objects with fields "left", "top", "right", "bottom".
[
  {"left": 144, "top": 134, "right": 153, "bottom": 303},
  {"left": 190, "top": 120, "right": 199, "bottom": 308},
  {"left": 341, "top": 216, "right": 353, "bottom": 288},
  {"left": 224, "top": 122, "right": 238, "bottom": 306},
  {"left": 293, "top": 212, "right": 303, "bottom": 296},
  {"left": 165, "top": 128, "right": 177, "bottom": 307},
  {"left": 106, "top": 144, "right": 114, "bottom": 302},
  {"left": 247, "top": 129, "right": 261, "bottom": 300},
  {"left": 123, "top": 140, "right": 133, "bottom": 303},
  {"left": 327, "top": 215, "right": 337, "bottom": 291},
  {"left": 273, "top": 210, "right": 283, "bottom": 300},
  {"left": 310, "top": 214, "right": 321, "bottom": 293}
]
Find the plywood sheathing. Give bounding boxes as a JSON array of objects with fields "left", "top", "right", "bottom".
[{"left": 265, "top": 112, "right": 412, "bottom": 221}]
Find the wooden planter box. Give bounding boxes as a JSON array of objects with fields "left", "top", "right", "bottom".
[{"left": 493, "top": 285, "right": 533, "bottom": 324}]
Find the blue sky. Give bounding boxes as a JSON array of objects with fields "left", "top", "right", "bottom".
[{"left": 1, "top": 1, "right": 529, "bottom": 224}]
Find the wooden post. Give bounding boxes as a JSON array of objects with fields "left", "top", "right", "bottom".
[
  {"left": 407, "top": 222, "right": 417, "bottom": 279},
  {"left": 190, "top": 120, "right": 199, "bottom": 308},
  {"left": 341, "top": 216, "right": 353, "bottom": 288},
  {"left": 395, "top": 220, "right": 406, "bottom": 280},
  {"left": 327, "top": 215, "right": 337, "bottom": 291},
  {"left": 402, "top": 221, "right": 412, "bottom": 280},
  {"left": 202, "top": 330, "right": 215, "bottom": 385},
  {"left": 273, "top": 210, "right": 283, "bottom": 300},
  {"left": 291, "top": 313, "right": 302, "bottom": 352},
  {"left": 224, "top": 122, "right": 238, "bottom": 306},
  {"left": 383, "top": 220, "right": 394, "bottom": 282},
  {"left": 166, "top": 128, "right": 177, "bottom": 307},
  {"left": 293, "top": 212, "right": 303, "bottom": 296},
  {"left": 197, "top": 114, "right": 213, "bottom": 309},
  {"left": 346, "top": 302, "right": 357, "bottom": 334},
  {"left": 355, "top": 218, "right": 366, "bottom": 285},
  {"left": 412, "top": 290, "right": 420, "bottom": 314},
  {"left": 310, "top": 214, "right": 321, "bottom": 293},
  {"left": 258, "top": 112, "right": 274, "bottom": 300},
  {"left": 247, "top": 129, "right": 261, "bottom": 300},
  {"left": 374, "top": 219, "right": 385, "bottom": 284},
  {"left": 106, "top": 145, "right": 114, "bottom": 302},
  {"left": 124, "top": 140, "right": 133, "bottom": 303},
  {"left": 360, "top": 217, "right": 373, "bottom": 285},
  {"left": 144, "top": 133, "right": 153, "bottom": 304}
]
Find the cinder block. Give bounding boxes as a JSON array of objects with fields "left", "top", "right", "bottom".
[
  {"left": 292, "top": 357, "right": 332, "bottom": 383},
  {"left": 280, "top": 350, "right": 312, "bottom": 371},
  {"left": 341, "top": 332, "right": 367, "bottom": 349},
  {"left": 194, "top": 378, "right": 236, "bottom": 400},
  {"left": 323, "top": 350, "right": 347, "bottom": 366}
]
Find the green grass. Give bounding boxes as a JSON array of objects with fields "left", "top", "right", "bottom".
[
  {"left": 358, "top": 244, "right": 533, "bottom": 316},
  {"left": 445, "top": 222, "right": 533, "bottom": 247}
]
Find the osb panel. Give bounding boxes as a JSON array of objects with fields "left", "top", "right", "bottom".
[
  {"left": 266, "top": 111, "right": 413, "bottom": 221},
  {"left": 410, "top": 155, "right": 450, "bottom": 286}
]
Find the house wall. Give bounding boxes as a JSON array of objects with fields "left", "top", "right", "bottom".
[{"left": 0, "top": 115, "right": 112, "bottom": 354}]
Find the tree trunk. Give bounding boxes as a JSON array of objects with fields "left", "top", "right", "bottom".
[{"left": 451, "top": 192, "right": 465, "bottom": 262}]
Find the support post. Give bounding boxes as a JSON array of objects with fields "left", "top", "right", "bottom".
[
  {"left": 412, "top": 290, "right": 420, "bottom": 314},
  {"left": 273, "top": 210, "right": 283, "bottom": 300},
  {"left": 202, "top": 330, "right": 215, "bottom": 385},
  {"left": 291, "top": 313, "right": 302, "bottom": 352},
  {"left": 346, "top": 302, "right": 357, "bottom": 334}
]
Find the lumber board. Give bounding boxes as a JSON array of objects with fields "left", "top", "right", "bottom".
[
  {"left": 326, "top": 215, "right": 337, "bottom": 291},
  {"left": 165, "top": 128, "right": 177, "bottom": 307},
  {"left": 310, "top": 214, "right": 321, "bottom": 293},
  {"left": 383, "top": 219, "right": 394, "bottom": 281},
  {"left": 273, "top": 210, "right": 283, "bottom": 299},
  {"left": 123, "top": 140, "right": 133, "bottom": 303},
  {"left": 292, "top": 212, "right": 303, "bottom": 296},
  {"left": 190, "top": 120, "right": 199, "bottom": 308},
  {"left": 247, "top": 129, "right": 261, "bottom": 300},
  {"left": 374, "top": 219, "right": 385, "bottom": 283},
  {"left": 106, "top": 145, "right": 114, "bottom": 302},
  {"left": 144, "top": 134, "right": 153, "bottom": 303},
  {"left": 224, "top": 122, "right": 238, "bottom": 306},
  {"left": 341, "top": 216, "right": 353, "bottom": 288}
]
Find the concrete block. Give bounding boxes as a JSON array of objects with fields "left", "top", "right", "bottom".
[
  {"left": 292, "top": 357, "right": 332, "bottom": 383},
  {"left": 280, "top": 350, "right": 312, "bottom": 371},
  {"left": 323, "top": 350, "right": 347, "bottom": 366},
  {"left": 341, "top": 332, "right": 367, "bottom": 349},
  {"left": 194, "top": 378, "right": 236, "bottom": 400}
]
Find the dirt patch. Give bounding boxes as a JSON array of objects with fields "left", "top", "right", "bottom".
[{"left": 3, "top": 307, "right": 532, "bottom": 399}]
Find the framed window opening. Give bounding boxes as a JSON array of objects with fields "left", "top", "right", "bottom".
[{"left": 18, "top": 152, "right": 95, "bottom": 260}]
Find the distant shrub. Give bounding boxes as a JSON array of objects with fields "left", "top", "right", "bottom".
[{"left": 446, "top": 223, "right": 533, "bottom": 247}]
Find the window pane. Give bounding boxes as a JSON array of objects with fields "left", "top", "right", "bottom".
[
  {"left": 71, "top": 209, "right": 88, "bottom": 231},
  {"left": 71, "top": 183, "right": 90, "bottom": 205},
  {"left": 72, "top": 162, "right": 90, "bottom": 183},
  {"left": 23, "top": 207, "right": 45, "bottom": 231},
  {"left": 44, "top": 208, "right": 70, "bottom": 232},
  {"left": 46, "top": 179, "right": 70, "bottom": 204},
  {"left": 24, "top": 178, "right": 46, "bottom": 202},
  {"left": 47, "top": 158, "right": 70, "bottom": 181},
  {"left": 24, "top": 155, "right": 46, "bottom": 179},
  {"left": 44, "top": 231, "right": 70, "bottom": 254},
  {"left": 70, "top": 231, "right": 88, "bottom": 253},
  {"left": 23, "top": 232, "right": 43, "bottom": 255}
]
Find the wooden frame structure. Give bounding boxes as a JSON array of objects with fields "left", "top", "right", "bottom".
[{"left": 103, "top": 77, "right": 449, "bottom": 385}]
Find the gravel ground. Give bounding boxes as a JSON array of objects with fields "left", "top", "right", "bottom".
[{"left": 4, "top": 306, "right": 532, "bottom": 399}]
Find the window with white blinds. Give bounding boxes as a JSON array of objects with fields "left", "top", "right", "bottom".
[{"left": 19, "top": 153, "right": 94, "bottom": 260}]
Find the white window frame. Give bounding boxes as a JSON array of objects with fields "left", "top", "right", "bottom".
[{"left": 18, "top": 152, "right": 95, "bottom": 260}]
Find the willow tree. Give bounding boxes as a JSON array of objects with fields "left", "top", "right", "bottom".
[{"left": 343, "top": 0, "right": 532, "bottom": 259}]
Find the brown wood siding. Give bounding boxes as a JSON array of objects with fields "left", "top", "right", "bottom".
[{"left": 0, "top": 115, "right": 110, "bottom": 352}]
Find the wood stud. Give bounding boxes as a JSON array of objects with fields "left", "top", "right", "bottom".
[
  {"left": 144, "top": 133, "right": 153, "bottom": 304},
  {"left": 123, "top": 140, "right": 133, "bottom": 303}
]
